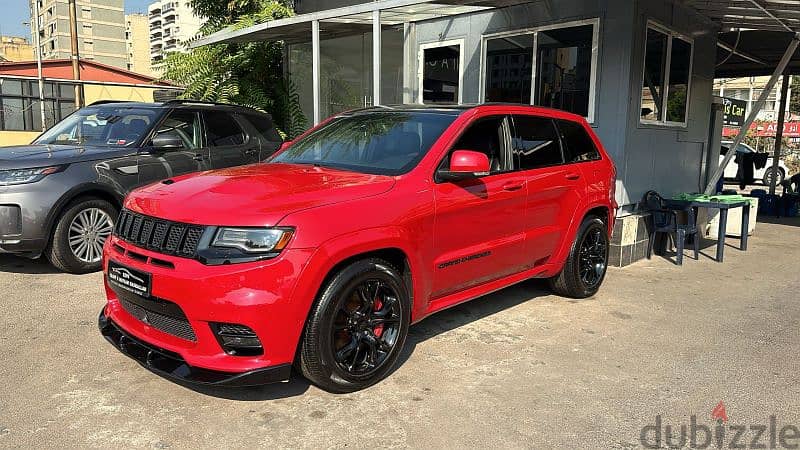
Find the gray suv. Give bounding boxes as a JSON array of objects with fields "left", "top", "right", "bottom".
[{"left": 0, "top": 100, "right": 283, "bottom": 273}]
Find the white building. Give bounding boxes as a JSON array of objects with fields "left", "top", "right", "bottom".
[{"left": 147, "top": 0, "right": 203, "bottom": 72}]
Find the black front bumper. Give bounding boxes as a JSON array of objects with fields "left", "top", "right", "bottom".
[{"left": 98, "top": 309, "right": 291, "bottom": 387}]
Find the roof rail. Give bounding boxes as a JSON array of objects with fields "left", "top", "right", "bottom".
[
  {"left": 89, "top": 100, "right": 135, "bottom": 106},
  {"left": 164, "top": 99, "right": 234, "bottom": 107}
]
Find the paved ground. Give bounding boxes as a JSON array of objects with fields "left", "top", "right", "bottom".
[{"left": 1, "top": 218, "right": 798, "bottom": 449}]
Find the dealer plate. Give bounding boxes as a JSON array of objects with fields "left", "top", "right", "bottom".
[{"left": 107, "top": 260, "right": 152, "bottom": 297}]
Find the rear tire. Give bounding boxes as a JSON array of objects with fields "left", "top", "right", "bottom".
[
  {"left": 46, "top": 197, "right": 117, "bottom": 274},
  {"left": 548, "top": 217, "right": 609, "bottom": 299},
  {"left": 298, "top": 258, "right": 411, "bottom": 393}
]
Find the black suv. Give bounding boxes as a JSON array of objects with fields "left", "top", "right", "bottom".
[{"left": 0, "top": 100, "right": 283, "bottom": 273}]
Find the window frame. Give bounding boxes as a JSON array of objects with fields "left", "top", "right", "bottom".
[
  {"left": 639, "top": 21, "right": 694, "bottom": 128},
  {"left": 417, "top": 39, "right": 466, "bottom": 105},
  {"left": 478, "top": 18, "right": 600, "bottom": 124},
  {"left": 0, "top": 77, "right": 77, "bottom": 132}
]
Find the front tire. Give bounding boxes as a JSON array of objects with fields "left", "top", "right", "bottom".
[
  {"left": 46, "top": 197, "right": 117, "bottom": 274},
  {"left": 548, "top": 216, "right": 609, "bottom": 299},
  {"left": 298, "top": 258, "right": 411, "bottom": 393}
]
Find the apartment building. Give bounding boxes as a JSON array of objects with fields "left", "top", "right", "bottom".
[
  {"left": 125, "top": 13, "right": 152, "bottom": 76},
  {"left": 0, "top": 37, "right": 35, "bottom": 62},
  {"left": 713, "top": 76, "right": 793, "bottom": 122},
  {"left": 30, "top": 0, "right": 127, "bottom": 69},
  {"left": 147, "top": 0, "right": 203, "bottom": 72}
]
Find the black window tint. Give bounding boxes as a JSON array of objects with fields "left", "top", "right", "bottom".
[
  {"left": 451, "top": 116, "right": 507, "bottom": 173},
  {"left": 512, "top": 115, "right": 562, "bottom": 170},
  {"left": 557, "top": 119, "right": 600, "bottom": 163},
  {"left": 244, "top": 113, "right": 282, "bottom": 152},
  {"left": 204, "top": 111, "right": 245, "bottom": 146}
]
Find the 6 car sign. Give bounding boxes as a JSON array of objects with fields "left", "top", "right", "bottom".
[{"left": 723, "top": 97, "right": 747, "bottom": 127}]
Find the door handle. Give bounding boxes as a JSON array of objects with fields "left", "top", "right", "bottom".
[
  {"left": 502, "top": 182, "right": 524, "bottom": 192},
  {"left": 192, "top": 153, "right": 206, "bottom": 161},
  {"left": 244, "top": 149, "right": 258, "bottom": 156},
  {"left": 565, "top": 172, "right": 581, "bottom": 180}
]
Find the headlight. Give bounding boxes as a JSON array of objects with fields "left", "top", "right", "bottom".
[
  {"left": 211, "top": 227, "right": 293, "bottom": 253},
  {"left": 0, "top": 166, "right": 64, "bottom": 186}
]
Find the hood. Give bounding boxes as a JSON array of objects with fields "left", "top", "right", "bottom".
[
  {"left": 125, "top": 163, "right": 396, "bottom": 226},
  {"left": 0, "top": 144, "right": 133, "bottom": 170}
]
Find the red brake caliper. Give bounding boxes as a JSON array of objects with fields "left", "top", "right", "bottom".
[{"left": 373, "top": 297, "right": 384, "bottom": 337}]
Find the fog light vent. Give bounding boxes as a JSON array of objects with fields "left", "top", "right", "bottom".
[{"left": 211, "top": 323, "right": 263, "bottom": 356}]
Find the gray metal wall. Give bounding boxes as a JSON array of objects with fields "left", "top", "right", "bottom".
[{"left": 410, "top": 0, "right": 717, "bottom": 209}]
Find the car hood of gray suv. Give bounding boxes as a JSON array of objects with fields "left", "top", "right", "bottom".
[{"left": 0, "top": 144, "right": 135, "bottom": 170}]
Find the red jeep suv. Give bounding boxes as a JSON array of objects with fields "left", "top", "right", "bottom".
[{"left": 99, "top": 104, "right": 617, "bottom": 393}]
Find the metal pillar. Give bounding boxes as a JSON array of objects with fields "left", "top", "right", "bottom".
[
  {"left": 769, "top": 71, "right": 791, "bottom": 195},
  {"left": 704, "top": 33, "right": 800, "bottom": 195},
  {"left": 32, "top": 0, "right": 46, "bottom": 131},
  {"left": 372, "top": 9, "right": 381, "bottom": 106},
  {"left": 68, "top": 0, "right": 83, "bottom": 107},
  {"left": 312, "top": 19, "right": 321, "bottom": 125}
]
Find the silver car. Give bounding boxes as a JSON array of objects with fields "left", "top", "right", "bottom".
[{"left": 0, "top": 100, "right": 282, "bottom": 273}]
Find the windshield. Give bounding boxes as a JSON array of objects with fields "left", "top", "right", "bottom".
[
  {"left": 272, "top": 111, "right": 458, "bottom": 175},
  {"left": 34, "top": 106, "right": 162, "bottom": 147}
]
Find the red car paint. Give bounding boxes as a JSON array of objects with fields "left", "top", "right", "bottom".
[{"left": 101, "top": 104, "right": 616, "bottom": 383}]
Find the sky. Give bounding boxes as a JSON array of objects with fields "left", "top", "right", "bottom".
[{"left": 0, "top": 0, "right": 153, "bottom": 40}]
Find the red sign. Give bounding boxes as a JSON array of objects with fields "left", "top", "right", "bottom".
[{"left": 723, "top": 121, "right": 800, "bottom": 137}]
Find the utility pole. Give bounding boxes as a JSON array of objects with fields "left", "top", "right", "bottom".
[
  {"left": 31, "top": 1, "right": 47, "bottom": 131},
  {"left": 68, "top": 0, "right": 83, "bottom": 107}
]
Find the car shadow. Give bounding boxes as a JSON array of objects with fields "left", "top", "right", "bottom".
[
  {"left": 393, "top": 278, "right": 550, "bottom": 367},
  {"left": 0, "top": 254, "right": 62, "bottom": 274},
  {"left": 174, "top": 278, "right": 552, "bottom": 400}
]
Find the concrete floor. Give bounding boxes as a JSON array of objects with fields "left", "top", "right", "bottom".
[{"left": 0, "top": 218, "right": 798, "bottom": 449}]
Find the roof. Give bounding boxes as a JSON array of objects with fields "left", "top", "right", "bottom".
[
  {"left": 684, "top": 0, "right": 800, "bottom": 32},
  {"left": 0, "top": 59, "right": 170, "bottom": 85},
  {"left": 715, "top": 30, "right": 800, "bottom": 77},
  {"left": 85, "top": 100, "right": 273, "bottom": 114}
]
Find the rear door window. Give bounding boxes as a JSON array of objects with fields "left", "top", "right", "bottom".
[
  {"left": 242, "top": 113, "right": 282, "bottom": 153},
  {"left": 204, "top": 111, "right": 246, "bottom": 147},
  {"left": 511, "top": 115, "right": 563, "bottom": 170},
  {"left": 557, "top": 119, "right": 601, "bottom": 163}
]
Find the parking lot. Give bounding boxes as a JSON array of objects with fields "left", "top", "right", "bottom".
[{"left": 1, "top": 218, "right": 798, "bottom": 449}]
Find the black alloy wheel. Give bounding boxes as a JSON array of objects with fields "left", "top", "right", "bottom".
[
  {"left": 577, "top": 226, "right": 608, "bottom": 289},
  {"left": 331, "top": 279, "right": 403, "bottom": 376},
  {"left": 548, "top": 216, "right": 609, "bottom": 298},
  {"left": 298, "top": 258, "right": 410, "bottom": 393}
]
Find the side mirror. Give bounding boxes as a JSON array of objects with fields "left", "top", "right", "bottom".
[
  {"left": 279, "top": 140, "right": 292, "bottom": 151},
  {"left": 438, "top": 150, "right": 491, "bottom": 181},
  {"left": 151, "top": 133, "right": 184, "bottom": 150}
]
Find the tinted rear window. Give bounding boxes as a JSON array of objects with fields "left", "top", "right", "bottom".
[
  {"left": 243, "top": 113, "right": 282, "bottom": 153},
  {"left": 557, "top": 120, "right": 600, "bottom": 163}
]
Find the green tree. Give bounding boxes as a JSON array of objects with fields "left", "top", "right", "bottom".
[
  {"left": 791, "top": 75, "right": 800, "bottom": 116},
  {"left": 162, "top": 0, "right": 307, "bottom": 137}
]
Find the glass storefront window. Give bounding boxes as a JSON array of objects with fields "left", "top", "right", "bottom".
[
  {"left": 484, "top": 33, "right": 534, "bottom": 104},
  {"left": 481, "top": 21, "right": 597, "bottom": 119},
  {"left": 535, "top": 25, "right": 594, "bottom": 118}
]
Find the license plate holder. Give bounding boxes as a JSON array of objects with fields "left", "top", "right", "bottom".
[{"left": 107, "top": 260, "right": 152, "bottom": 298}]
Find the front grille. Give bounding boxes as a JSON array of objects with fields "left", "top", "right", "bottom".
[
  {"left": 119, "top": 295, "right": 197, "bottom": 342},
  {"left": 115, "top": 210, "right": 205, "bottom": 258}
]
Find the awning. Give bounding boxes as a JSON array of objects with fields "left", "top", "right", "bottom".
[{"left": 192, "top": 0, "right": 530, "bottom": 47}]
